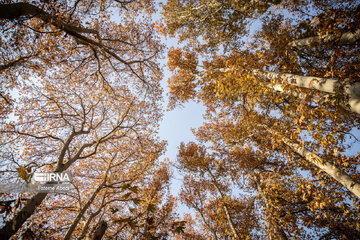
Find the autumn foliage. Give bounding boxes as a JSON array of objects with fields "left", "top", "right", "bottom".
[
  {"left": 1, "top": 0, "right": 360, "bottom": 239},
  {"left": 164, "top": 0, "right": 360, "bottom": 239},
  {"left": 0, "top": 0, "right": 179, "bottom": 239}
]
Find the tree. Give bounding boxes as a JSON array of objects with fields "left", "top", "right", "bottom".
[
  {"left": 0, "top": 63, "right": 166, "bottom": 238},
  {"left": 0, "top": 0, "right": 163, "bottom": 117},
  {"left": 167, "top": 46, "right": 360, "bottom": 183},
  {"left": 163, "top": 1, "right": 360, "bottom": 235},
  {"left": 164, "top": 0, "right": 360, "bottom": 191},
  {"left": 164, "top": 0, "right": 360, "bottom": 117},
  {"left": 0, "top": 1, "right": 166, "bottom": 239},
  {"left": 163, "top": 0, "right": 282, "bottom": 52},
  {"left": 177, "top": 142, "right": 260, "bottom": 240},
  {"left": 195, "top": 108, "right": 360, "bottom": 238},
  {"left": 177, "top": 113, "right": 360, "bottom": 238},
  {"left": 179, "top": 175, "right": 220, "bottom": 240},
  {"left": 91, "top": 220, "right": 107, "bottom": 240}
]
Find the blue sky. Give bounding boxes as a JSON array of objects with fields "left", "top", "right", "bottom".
[
  {"left": 159, "top": 99, "right": 206, "bottom": 186},
  {"left": 157, "top": 35, "right": 207, "bottom": 214},
  {"left": 158, "top": 45, "right": 206, "bottom": 196},
  {"left": 153, "top": 0, "right": 207, "bottom": 196}
]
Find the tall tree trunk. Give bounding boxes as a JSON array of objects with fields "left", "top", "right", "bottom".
[
  {"left": 261, "top": 125, "right": 360, "bottom": 199},
  {"left": 288, "top": 29, "right": 360, "bottom": 48},
  {"left": 77, "top": 209, "right": 102, "bottom": 240},
  {"left": 207, "top": 170, "right": 240, "bottom": 240},
  {"left": 0, "top": 192, "right": 47, "bottom": 239},
  {"left": 253, "top": 174, "right": 288, "bottom": 240},
  {"left": 265, "top": 83, "right": 360, "bottom": 114},
  {"left": 204, "top": 68, "right": 360, "bottom": 114},
  {"left": 253, "top": 69, "right": 360, "bottom": 114},
  {"left": 253, "top": 69, "right": 360, "bottom": 98},
  {"left": 91, "top": 220, "right": 107, "bottom": 240},
  {"left": 63, "top": 183, "right": 104, "bottom": 240}
]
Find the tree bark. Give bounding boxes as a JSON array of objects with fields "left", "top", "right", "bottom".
[
  {"left": 288, "top": 29, "right": 360, "bottom": 48},
  {"left": 262, "top": 125, "right": 360, "bottom": 199},
  {"left": 0, "top": 193, "right": 47, "bottom": 239},
  {"left": 253, "top": 69, "right": 360, "bottom": 98},
  {"left": 63, "top": 184, "right": 103, "bottom": 240},
  {"left": 253, "top": 69, "right": 360, "bottom": 114},
  {"left": 265, "top": 83, "right": 360, "bottom": 114},
  {"left": 91, "top": 220, "right": 107, "bottom": 240},
  {"left": 77, "top": 209, "right": 102, "bottom": 240},
  {"left": 204, "top": 68, "right": 360, "bottom": 114}
]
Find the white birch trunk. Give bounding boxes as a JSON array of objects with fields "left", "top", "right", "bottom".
[
  {"left": 262, "top": 126, "right": 360, "bottom": 199},
  {"left": 288, "top": 29, "right": 360, "bottom": 48},
  {"left": 265, "top": 83, "right": 360, "bottom": 114},
  {"left": 205, "top": 68, "right": 360, "bottom": 114},
  {"left": 253, "top": 69, "right": 360, "bottom": 114}
]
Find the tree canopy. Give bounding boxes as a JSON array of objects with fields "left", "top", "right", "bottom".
[
  {"left": 0, "top": 0, "right": 359, "bottom": 239},
  {"left": 164, "top": 0, "right": 360, "bottom": 239}
]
